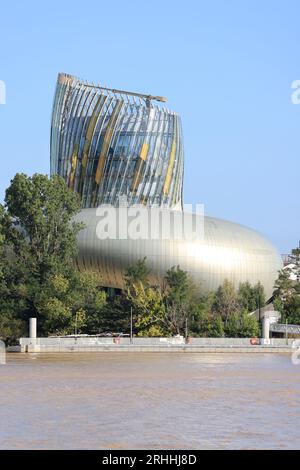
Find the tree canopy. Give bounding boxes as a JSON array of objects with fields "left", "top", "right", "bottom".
[
  {"left": 0, "top": 173, "right": 278, "bottom": 342},
  {"left": 0, "top": 173, "right": 106, "bottom": 341},
  {"left": 273, "top": 246, "right": 300, "bottom": 324}
]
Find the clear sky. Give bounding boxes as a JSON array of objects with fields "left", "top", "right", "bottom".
[{"left": 0, "top": 0, "right": 299, "bottom": 253}]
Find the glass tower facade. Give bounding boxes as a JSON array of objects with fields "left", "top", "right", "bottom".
[{"left": 51, "top": 73, "right": 184, "bottom": 209}]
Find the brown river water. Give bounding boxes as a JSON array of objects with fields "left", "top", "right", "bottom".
[{"left": 0, "top": 352, "right": 300, "bottom": 449}]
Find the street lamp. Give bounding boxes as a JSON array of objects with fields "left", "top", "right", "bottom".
[
  {"left": 74, "top": 311, "right": 78, "bottom": 336},
  {"left": 185, "top": 317, "right": 188, "bottom": 340},
  {"left": 130, "top": 307, "right": 133, "bottom": 345}
]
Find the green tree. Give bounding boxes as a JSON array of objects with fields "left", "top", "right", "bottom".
[
  {"left": 273, "top": 268, "right": 296, "bottom": 302},
  {"left": 213, "top": 279, "right": 239, "bottom": 326},
  {"left": 128, "top": 284, "right": 168, "bottom": 336},
  {"left": 163, "top": 266, "right": 196, "bottom": 336},
  {"left": 5, "top": 173, "right": 83, "bottom": 280},
  {"left": 71, "top": 272, "right": 107, "bottom": 334},
  {"left": 70, "top": 308, "right": 87, "bottom": 335},
  {"left": 1, "top": 173, "right": 84, "bottom": 334},
  {"left": 225, "top": 310, "right": 260, "bottom": 337},
  {"left": 124, "top": 257, "right": 150, "bottom": 288},
  {"left": 273, "top": 245, "right": 300, "bottom": 325},
  {"left": 0, "top": 204, "right": 6, "bottom": 296},
  {"left": 35, "top": 271, "right": 107, "bottom": 335},
  {"left": 238, "top": 281, "right": 265, "bottom": 313},
  {"left": 0, "top": 203, "right": 27, "bottom": 342},
  {"left": 291, "top": 248, "right": 300, "bottom": 292},
  {"left": 281, "top": 296, "right": 300, "bottom": 324},
  {"left": 252, "top": 282, "right": 266, "bottom": 311},
  {"left": 0, "top": 173, "right": 110, "bottom": 340},
  {"left": 123, "top": 259, "right": 169, "bottom": 336},
  {"left": 100, "top": 293, "right": 132, "bottom": 334},
  {"left": 0, "top": 311, "right": 25, "bottom": 345},
  {"left": 193, "top": 307, "right": 225, "bottom": 337}
]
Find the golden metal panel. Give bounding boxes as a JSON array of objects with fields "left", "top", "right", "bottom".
[
  {"left": 140, "top": 142, "right": 149, "bottom": 161},
  {"left": 82, "top": 95, "right": 106, "bottom": 170},
  {"left": 131, "top": 143, "right": 149, "bottom": 192},
  {"left": 131, "top": 160, "right": 144, "bottom": 192},
  {"left": 69, "top": 143, "right": 79, "bottom": 188},
  {"left": 163, "top": 120, "right": 177, "bottom": 196},
  {"left": 95, "top": 100, "right": 123, "bottom": 185}
]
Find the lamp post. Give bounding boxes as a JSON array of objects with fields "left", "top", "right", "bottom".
[
  {"left": 75, "top": 312, "right": 78, "bottom": 336},
  {"left": 130, "top": 307, "right": 133, "bottom": 345}
]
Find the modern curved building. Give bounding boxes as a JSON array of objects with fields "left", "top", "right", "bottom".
[
  {"left": 51, "top": 73, "right": 282, "bottom": 299},
  {"left": 51, "top": 73, "right": 183, "bottom": 209}
]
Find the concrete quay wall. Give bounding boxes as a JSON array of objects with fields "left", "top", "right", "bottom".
[{"left": 19, "top": 336, "right": 295, "bottom": 353}]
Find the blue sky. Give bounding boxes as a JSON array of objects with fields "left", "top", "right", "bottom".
[{"left": 0, "top": 0, "right": 299, "bottom": 253}]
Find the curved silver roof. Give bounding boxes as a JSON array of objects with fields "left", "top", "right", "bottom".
[{"left": 74, "top": 208, "right": 282, "bottom": 299}]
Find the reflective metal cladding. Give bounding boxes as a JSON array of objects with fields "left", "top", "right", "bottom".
[
  {"left": 51, "top": 73, "right": 184, "bottom": 209},
  {"left": 51, "top": 73, "right": 282, "bottom": 299},
  {"left": 73, "top": 209, "right": 282, "bottom": 299}
]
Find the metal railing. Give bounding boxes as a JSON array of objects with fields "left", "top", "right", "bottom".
[{"left": 270, "top": 323, "right": 300, "bottom": 335}]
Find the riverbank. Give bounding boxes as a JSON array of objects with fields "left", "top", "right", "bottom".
[
  {"left": 16, "top": 336, "right": 294, "bottom": 353},
  {"left": 11, "top": 346, "right": 293, "bottom": 353}
]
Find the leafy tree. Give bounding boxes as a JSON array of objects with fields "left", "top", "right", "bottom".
[
  {"left": 124, "top": 259, "right": 169, "bottom": 336},
  {"left": 0, "top": 205, "right": 4, "bottom": 279},
  {"left": 213, "top": 279, "right": 239, "bottom": 326},
  {"left": 210, "top": 314, "right": 225, "bottom": 337},
  {"left": 273, "top": 245, "right": 300, "bottom": 325},
  {"left": 124, "top": 262, "right": 197, "bottom": 337},
  {"left": 273, "top": 268, "right": 296, "bottom": 302},
  {"left": 291, "top": 248, "right": 300, "bottom": 289},
  {"left": 70, "top": 308, "right": 87, "bottom": 335},
  {"left": 238, "top": 282, "right": 255, "bottom": 311},
  {"left": 225, "top": 310, "right": 260, "bottom": 337},
  {"left": 188, "top": 292, "right": 214, "bottom": 336},
  {"left": 0, "top": 173, "right": 108, "bottom": 340},
  {"left": 35, "top": 271, "right": 107, "bottom": 335},
  {"left": 124, "top": 257, "right": 150, "bottom": 288},
  {"left": 0, "top": 205, "right": 6, "bottom": 302},
  {"left": 275, "top": 295, "right": 300, "bottom": 325},
  {"left": 99, "top": 294, "right": 132, "bottom": 334},
  {"left": 193, "top": 307, "right": 224, "bottom": 337},
  {"left": 0, "top": 311, "right": 25, "bottom": 345},
  {"left": 282, "top": 296, "right": 300, "bottom": 324},
  {"left": 72, "top": 272, "right": 107, "bottom": 334},
  {"left": 165, "top": 265, "right": 191, "bottom": 303},
  {"left": 3, "top": 174, "right": 82, "bottom": 327},
  {"left": 39, "top": 296, "right": 72, "bottom": 335},
  {"left": 128, "top": 284, "right": 168, "bottom": 336},
  {"left": 238, "top": 281, "right": 265, "bottom": 313},
  {"left": 163, "top": 266, "right": 195, "bottom": 336},
  {"left": 252, "top": 282, "right": 266, "bottom": 311},
  {"left": 5, "top": 173, "right": 83, "bottom": 279},
  {"left": 0, "top": 203, "right": 27, "bottom": 342}
]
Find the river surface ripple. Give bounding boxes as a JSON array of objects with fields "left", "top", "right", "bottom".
[{"left": 0, "top": 352, "right": 299, "bottom": 449}]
